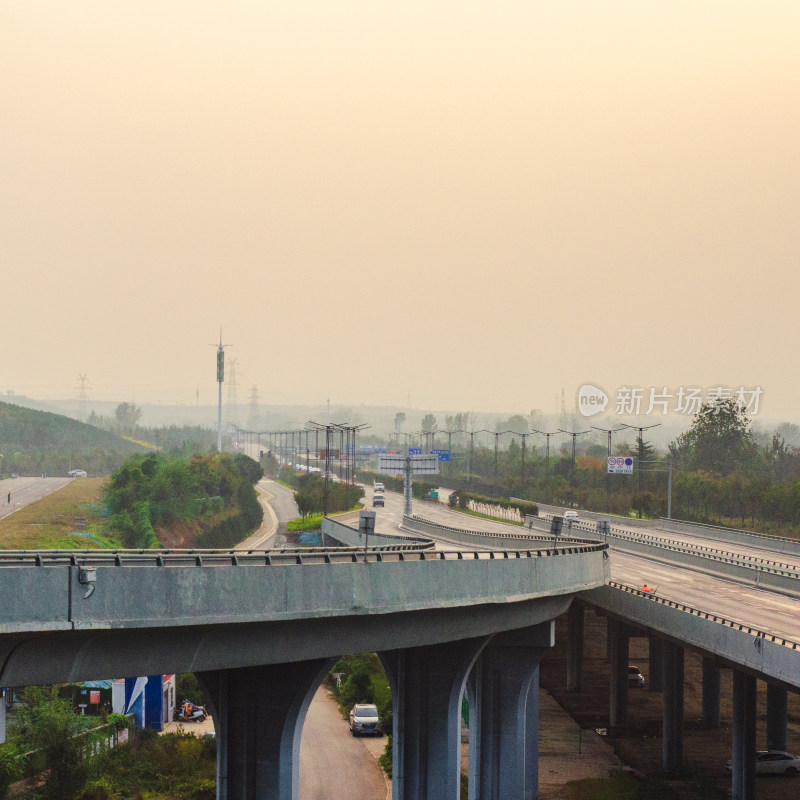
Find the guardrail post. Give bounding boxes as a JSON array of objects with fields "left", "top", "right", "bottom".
[
  {"left": 766, "top": 683, "right": 788, "bottom": 752},
  {"left": 702, "top": 658, "right": 721, "bottom": 729},
  {"left": 662, "top": 641, "right": 684, "bottom": 776},
  {"left": 732, "top": 670, "right": 756, "bottom": 800},
  {"left": 566, "top": 601, "right": 584, "bottom": 692}
]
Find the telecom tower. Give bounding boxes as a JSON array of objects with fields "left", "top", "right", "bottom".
[
  {"left": 75, "top": 374, "right": 89, "bottom": 422},
  {"left": 213, "top": 332, "right": 230, "bottom": 452}
]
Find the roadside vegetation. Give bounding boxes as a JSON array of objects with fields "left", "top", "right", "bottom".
[
  {"left": 374, "top": 402, "right": 800, "bottom": 537},
  {"left": 0, "top": 452, "right": 264, "bottom": 551},
  {"left": 0, "top": 402, "right": 145, "bottom": 478},
  {"left": 280, "top": 469, "right": 364, "bottom": 518},
  {"left": 0, "top": 478, "right": 111, "bottom": 550},
  {"left": 104, "top": 452, "right": 263, "bottom": 549}
]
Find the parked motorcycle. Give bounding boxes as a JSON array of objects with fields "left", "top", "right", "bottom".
[{"left": 177, "top": 699, "right": 207, "bottom": 723}]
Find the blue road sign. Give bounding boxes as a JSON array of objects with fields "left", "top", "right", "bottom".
[
  {"left": 408, "top": 448, "right": 423, "bottom": 456},
  {"left": 430, "top": 449, "right": 451, "bottom": 462},
  {"left": 374, "top": 446, "right": 387, "bottom": 454}
]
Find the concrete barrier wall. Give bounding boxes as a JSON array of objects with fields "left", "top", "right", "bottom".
[
  {"left": 525, "top": 500, "right": 659, "bottom": 529},
  {"left": 321, "top": 516, "right": 433, "bottom": 549},
  {"left": 658, "top": 518, "right": 800, "bottom": 558},
  {"left": 403, "top": 516, "right": 601, "bottom": 551},
  {"left": 531, "top": 513, "right": 800, "bottom": 596},
  {"left": 584, "top": 583, "right": 800, "bottom": 691}
]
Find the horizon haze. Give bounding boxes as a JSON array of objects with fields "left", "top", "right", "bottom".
[{"left": 3, "top": 2, "right": 797, "bottom": 416}]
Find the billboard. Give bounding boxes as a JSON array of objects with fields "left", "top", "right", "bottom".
[{"left": 378, "top": 454, "right": 440, "bottom": 475}]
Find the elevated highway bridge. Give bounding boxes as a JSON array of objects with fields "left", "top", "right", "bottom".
[{"left": 2, "top": 478, "right": 798, "bottom": 800}]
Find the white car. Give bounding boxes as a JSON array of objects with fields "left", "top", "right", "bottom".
[
  {"left": 628, "top": 666, "right": 645, "bottom": 687},
  {"left": 349, "top": 704, "right": 381, "bottom": 736},
  {"left": 563, "top": 510, "right": 579, "bottom": 524},
  {"left": 725, "top": 751, "right": 800, "bottom": 776},
  {"left": 68, "top": 469, "right": 87, "bottom": 478},
  {"left": 373, "top": 483, "right": 385, "bottom": 493}
]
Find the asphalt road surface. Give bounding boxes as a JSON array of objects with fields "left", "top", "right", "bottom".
[
  {"left": 0, "top": 476, "right": 72, "bottom": 520},
  {"left": 300, "top": 688, "right": 387, "bottom": 800},
  {"left": 374, "top": 488, "right": 800, "bottom": 643}
]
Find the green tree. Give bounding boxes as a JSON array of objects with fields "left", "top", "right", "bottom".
[
  {"left": 394, "top": 412, "right": 406, "bottom": 435},
  {"left": 420, "top": 414, "right": 437, "bottom": 433},
  {"left": 13, "top": 686, "right": 87, "bottom": 799},
  {"left": 114, "top": 402, "right": 142, "bottom": 434},
  {"left": 672, "top": 399, "right": 757, "bottom": 476},
  {"left": 496, "top": 415, "right": 528, "bottom": 435}
]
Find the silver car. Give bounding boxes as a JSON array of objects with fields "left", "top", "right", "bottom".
[
  {"left": 725, "top": 751, "right": 800, "bottom": 776},
  {"left": 349, "top": 703, "right": 380, "bottom": 736}
]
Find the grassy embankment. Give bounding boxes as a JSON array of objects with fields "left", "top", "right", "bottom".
[{"left": 0, "top": 478, "right": 116, "bottom": 550}]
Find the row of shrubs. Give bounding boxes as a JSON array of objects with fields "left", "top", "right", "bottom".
[{"left": 453, "top": 491, "right": 538, "bottom": 518}]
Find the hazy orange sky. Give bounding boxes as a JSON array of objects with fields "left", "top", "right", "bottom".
[{"left": 2, "top": 2, "right": 798, "bottom": 418}]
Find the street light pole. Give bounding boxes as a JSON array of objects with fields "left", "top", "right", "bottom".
[
  {"left": 591, "top": 424, "right": 627, "bottom": 510},
  {"left": 533, "top": 430, "right": 559, "bottom": 504},
  {"left": 621, "top": 423, "right": 662, "bottom": 518},
  {"left": 558, "top": 428, "right": 591, "bottom": 509}
]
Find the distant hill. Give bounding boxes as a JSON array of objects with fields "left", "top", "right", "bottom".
[{"left": 0, "top": 401, "right": 146, "bottom": 477}]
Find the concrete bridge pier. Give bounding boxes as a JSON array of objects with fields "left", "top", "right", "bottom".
[
  {"left": 474, "top": 622, "right": 554, "bottom": 800},
  {"left": 648, "top": 634, "right": 664, "bottom": 692},
  {"left": 199, "top": 659, "right": 333, "bottom": 800},
  {"left": 381, "top": 636, "right": 490, "bottom": 800},
  {"left": 732, "top": 670, "right": 757, "bottom": 800},
  {"left": 608, "top": 618, "right": 630, "bottom": 729},
  {"left": 661, "top": 641, "right": 684, "bottom": 776},
  {"left": 766, "top": 683, "right": 788, "bottom": 752},
  {"left": 702, "top": 657, "right": 721, "bottom": 730},
  {"left": 566, "top": 601, "right": 584, "bottom": 692}
]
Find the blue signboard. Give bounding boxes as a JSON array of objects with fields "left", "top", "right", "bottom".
[
  {"left": 374, "top": 446, "right": 387, "bottom": 454},
  {"left": 408, "top": 448, "right": 423, "bottom": 456},
  {"left": 359, "top": 445, "right": 373, "bottom": 453},
  {"left": 430, "top": 449, "right": 451, "bottom": 462}
]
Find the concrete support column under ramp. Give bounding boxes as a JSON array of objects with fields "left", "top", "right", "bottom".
[
  {"left": 648, "top": 634, "right": 664, "bottom": 692},
  {"left": 662, "top": 641, "right": 684, "bottom": 776},
  {"left": 474, "top": 622, "right": 554, "bottom": 800},
  {"left": 766, "top": 683, "right": 788, "bottom": 752},
  {"left": 702, "top": 657, "right": 721, "bottom": 730},
  {"left": 608, "top": 618, "right": 630, "bottom": 730},
  {"left": 732, "top": 670, "right": 757, "bottom": 800},
  {"left": 199, "top": 659, "right": 332, "bottom": 800},
  {"left": 566, "top": 601, "right": 584, "bottom": 692},
  {"left": 381, "top": 636, "right": 490, "bottom": 800}
]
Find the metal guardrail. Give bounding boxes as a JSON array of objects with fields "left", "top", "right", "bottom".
[
  {"left": 609, "top": 581, "right": 800, "bottom": 652},
  {"left": 658, "top": 517, "right": 800, "bottom": 552},
  {"left": 536, "top": 514, "right": 800, "bottom": 581},
  {"left": 0, "top": 537, "right": 607, "bottom": 567},
  {"left": 404, "top": 516, "right": 608, "bottom": 555}
]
